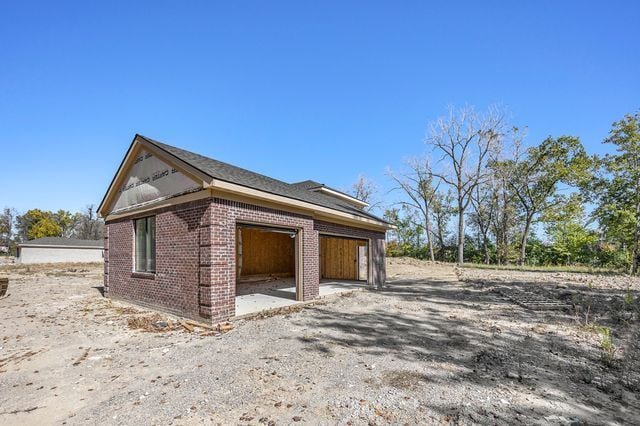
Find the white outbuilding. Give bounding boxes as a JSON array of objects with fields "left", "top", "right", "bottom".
[{"left": 17, "top": 237, "right": 104, "bottom": 264}]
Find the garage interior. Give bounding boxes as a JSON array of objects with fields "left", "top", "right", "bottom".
[
  {"left": 235, "top": 225, "right": 299, "bottom": 316},
  {"left": 234, "top": 226, "right": 369, "bottom": 318}
]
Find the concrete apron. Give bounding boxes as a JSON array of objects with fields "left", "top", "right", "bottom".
[{"left": 233, "top": 278, "right": 368, "bottom": 319}]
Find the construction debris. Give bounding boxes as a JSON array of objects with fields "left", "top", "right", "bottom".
[
  {"left": 184, "top": 319, "right": 214, "bottom": 330},
  {"left": 127, "top": 314, "right": 178, "bottom": 332},
  {"left": 180, "top": 320, "right": 194, "bottom": 333},
  {"left": 0, "top": 277, "right": 8, "bottom": 298},
  {"left": 72, "top": 347, "right": 91, "bottom": 366}
]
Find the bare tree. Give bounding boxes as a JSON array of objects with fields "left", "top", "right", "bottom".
[
  {"left": 349, "top": 175, "right": 380, "bottom": 212},
  {"left": 388, "top": 158, "right": 439, "bottom": 262},
  {"left": 426, "top": 105, "right": 506, "bottom": 264},
  {"left": 73, "top": 205, "right": 104, "bottom": 240},
  {"left": 432, "top": 190, "right": 454, "bottom": 261},
  {"left": 0, "top": 207, "right": 16, "bottom": 254}
]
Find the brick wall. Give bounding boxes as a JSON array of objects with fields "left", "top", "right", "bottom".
[
  {"left": 199, "top": 198, "right": 318, "bottom": 321},
  {"left": 105, "top": 199, "right": 210, "bottom": 320},
  {"left": 105, "top": 197, "right": 386, "bottom": 324}
]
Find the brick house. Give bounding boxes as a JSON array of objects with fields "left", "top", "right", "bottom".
[{"left": 98, "top": 135, "right": 390, "bottom": 323}]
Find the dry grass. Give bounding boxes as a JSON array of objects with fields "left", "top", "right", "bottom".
[
  {"left": 254, "top": 304, "right": 306, "bottom": 319},
  {"left": 458, "top": 262, "right": 623, "bottom": 275},
  {"left": 0, "top": 262, "right": 103, "bottom": 275}
]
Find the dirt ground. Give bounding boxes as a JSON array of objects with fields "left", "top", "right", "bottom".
[{"left": 0, "top": 259, "right": 638, "bottom": 425}]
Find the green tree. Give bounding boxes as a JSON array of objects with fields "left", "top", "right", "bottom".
[
  {"left": 383, "top": 207, "right": 423, "bottom": 256},
  {"left": 54, "top": 210, "right": 77, "bottom": 238},
  {"left": 505, "top": 136, "right": 592, "bottom": 265},
  {"left": 596, "top": 113, "right": 640, "bottom": 273},
  {"left": 549, "top": 222, "right": 598, "bottom": 265},
  {"left": 16, "top": 209, "right": 63, "bottom": 240},
  {"left": 544, "top": 201, "right": 598, "bottom": 265}
]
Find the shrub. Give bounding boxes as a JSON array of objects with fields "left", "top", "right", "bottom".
[{"left": 597, "top": 326, "right": 617, "bottom": 367}]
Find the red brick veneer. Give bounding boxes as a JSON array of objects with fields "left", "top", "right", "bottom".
[
  {"left": 105, "top": 199, "right": 210, "bottom": 319},
  {"left": 199, "top": 198, "right": 318, "bottom": 321},
  {"left": 105, "top": 197, "right": 385, "bottom": 323}
]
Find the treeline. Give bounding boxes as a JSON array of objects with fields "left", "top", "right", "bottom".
[
  {"left": 355, "top": 107, "right": 640, "bottom": 273},
  {"left": 0, "top": 205, "right": 103, "bottom": 254}
]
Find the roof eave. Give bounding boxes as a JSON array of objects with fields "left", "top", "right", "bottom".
[
  {"left": 311, "top": 187, "right": 369, "bottom": 208},
  {"left": 209, "top": 178, "right": 391, "bottom": 231}
]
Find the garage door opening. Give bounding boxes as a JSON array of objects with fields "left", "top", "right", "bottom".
[
  {"left": 235, "top": 224, "right": 301, "bottom": 316},
  {"left": 319, "top": 235, "right": 368, "bottom": 296}
]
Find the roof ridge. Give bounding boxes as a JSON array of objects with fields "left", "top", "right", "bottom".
[{"left": 140, "top": 135, "right": 296, "bottom": 188}]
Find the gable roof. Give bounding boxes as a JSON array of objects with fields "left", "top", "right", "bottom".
[
  {"left": 19, "top": 237, "right": 104, "bottom": 248},
  {"left": 136, "top": 135, "right": 387, "bottom": 224}
]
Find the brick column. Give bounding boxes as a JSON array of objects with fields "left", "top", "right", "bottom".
[
  {"left": 198, "top": 206, "right": 213, "bottom": 319},
  {"left": 103, "top": 226, "right": 109, "bottom": 295},
  {"left": 202, "top": 201, "right": 236, "bottom": 323},
  {"left": 302, "top": 226, "right": 319, "bottom": 300}
]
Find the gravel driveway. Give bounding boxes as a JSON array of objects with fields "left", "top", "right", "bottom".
[{"left": 0, "top": 259, "right": 637, "bottom": 425}]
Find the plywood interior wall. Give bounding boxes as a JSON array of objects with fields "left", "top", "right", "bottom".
[
  {"left": 320, "top": 236, "right": 367, "bottom": 280},
  {"left": 237, "top": 228, "right": 295, "bottom": 278}
]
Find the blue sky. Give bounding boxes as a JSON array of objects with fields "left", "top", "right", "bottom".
[{"left": 1, "top": 1, "right": 638, "bottom": 214}]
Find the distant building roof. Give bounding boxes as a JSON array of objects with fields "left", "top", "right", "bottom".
[{"left": 19, "top": 237, "right": 103, "bottom": 249}]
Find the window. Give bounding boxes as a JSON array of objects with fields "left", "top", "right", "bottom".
[{"left": 135, "top": 216, "right": 156, "bottom": 273}]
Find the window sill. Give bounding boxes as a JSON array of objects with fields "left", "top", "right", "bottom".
[{"left": 132, "top": 271, "right": 156, "bottom": 279}]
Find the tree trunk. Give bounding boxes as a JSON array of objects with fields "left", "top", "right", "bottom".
[
  {"left": 425, "top": 217, "right": 435, "bottom": 262},
  {"left": 483, "top": 236, "right": 490, "bottom": 264},
  {"left": 633, "top": 202, "right": 639, "bottom": 274},
  {"left": 478, "top": 219, "right": 490, "bottom": 264},
  {"left": 519, "top": 213, "right": 534, "bottom": 266},
  {"left": 457, "top": 202, "right": 465, "bottom": 265},
  {"left": 436, "top": 226, "right": 445, "bottom": 262}
]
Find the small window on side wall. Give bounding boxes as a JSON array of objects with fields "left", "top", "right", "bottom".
[{"left": 135, "top": 216, "right": 156, "bottom": 273}]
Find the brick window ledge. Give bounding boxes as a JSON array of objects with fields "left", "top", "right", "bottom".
[{"left": 131, "top": 271, "right": 156, "bottom": 280}]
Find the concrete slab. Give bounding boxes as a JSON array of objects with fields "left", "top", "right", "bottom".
[
  {"left": 319, "top": 279, "right": 367, "bottom": 296},
  {"left": 234, "top": 278, "right": 368, "bottom": 317}
]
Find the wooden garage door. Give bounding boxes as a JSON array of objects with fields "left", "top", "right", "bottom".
[{"left": 320, "top": 237, "right": 366, "bottom": 280}]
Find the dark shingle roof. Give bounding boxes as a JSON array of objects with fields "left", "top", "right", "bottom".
[
  {"left": 20, "top": 237, "right": 104, "bottom": 248},
  {"left": 291, "top": 180, "right": 367, "bottom": 202},
  {"left": 290, "top": 180, "right": 324, "bottom": 190},
  {"left": 138, "top": 135, "right": 387, "bottom": 224}
]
